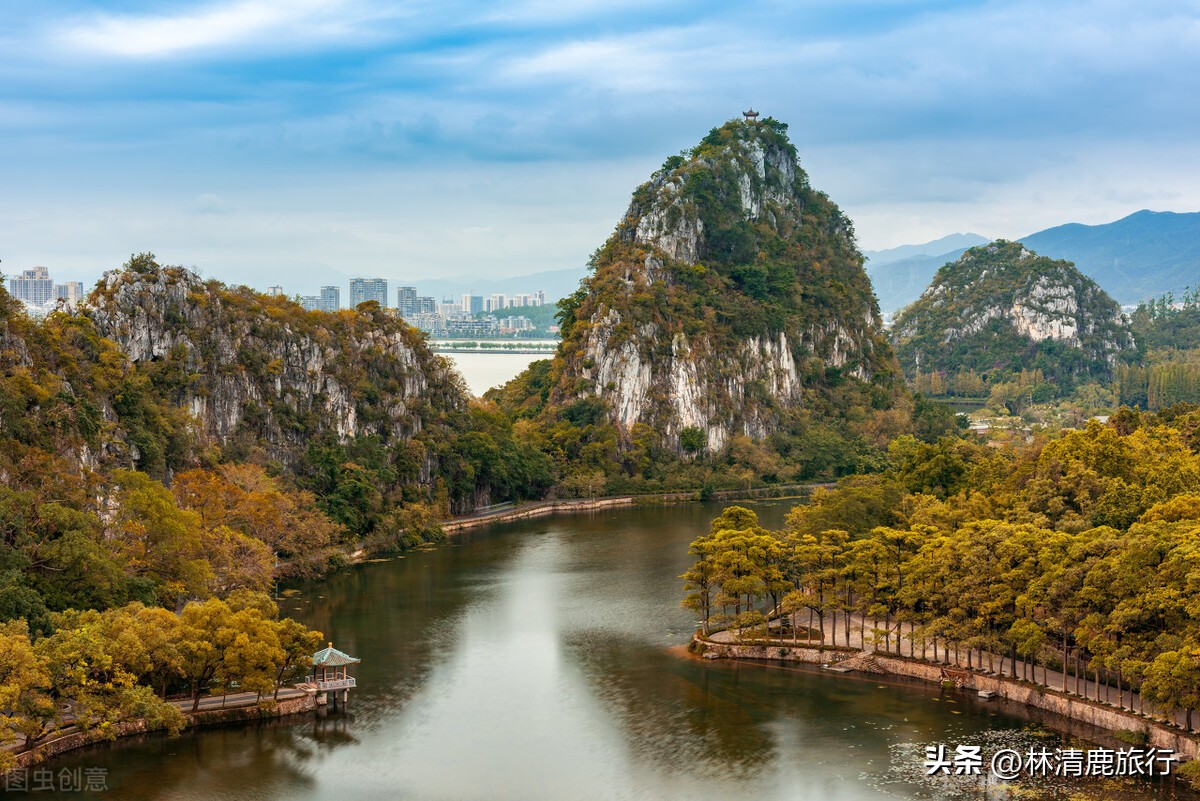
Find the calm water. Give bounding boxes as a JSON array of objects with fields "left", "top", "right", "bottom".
[
  {"left": 440, "top": 351, "right": 549, "bottom": 396},
  {"left": 45, "top": 502, "right": 1194, "bottom": 800}
]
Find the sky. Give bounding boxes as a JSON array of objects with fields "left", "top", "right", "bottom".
[{"left": 2, "top": 0, "right": 1199, "bottom": 295}]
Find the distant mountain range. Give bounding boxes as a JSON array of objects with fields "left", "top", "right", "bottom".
[
  {"left": 864, "top": 233, "right": 990, "bottom": 267},
  {"left": 1020, "top": 210, "right": 1200, "bottom": 305},
  {"left": 867, "top": 210, "right": 1200, "bottom": 314},
  {"left": 865, "top": 235, "right": 989, "bottom": 317}
]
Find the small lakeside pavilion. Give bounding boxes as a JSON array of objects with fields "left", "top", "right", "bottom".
[{"left": 312, "top": 643, "right": 360, "bottom": 709}]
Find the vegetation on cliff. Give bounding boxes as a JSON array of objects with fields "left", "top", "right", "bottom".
[
  {"left": 0, "top": 253, "right": 561, "bottom": 761},
  {"left": 0, "top": 255, "right": 561, "bottom": 720},
  {"left": 490, "top": 118, "right": 914, "bottom": 494},
  {"left": 892, "top": 241, "right": 1135, "bottom": 398}
]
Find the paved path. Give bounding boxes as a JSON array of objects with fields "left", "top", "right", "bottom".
[
  {"left": 7, "top": 687, "right": 312, "bottom": 752},
  {"left": 709, "top": 610, "right": 1191, "bottom": 731},
  {"left": 178, "top": 686, "right": 308, "bottom": 712}
]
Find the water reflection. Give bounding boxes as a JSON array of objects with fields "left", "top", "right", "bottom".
[{"left": 35, "top": 502, "right": 1200, "bottom": 800}]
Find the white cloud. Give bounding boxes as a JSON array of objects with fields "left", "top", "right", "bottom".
[
  {"left": 481, "top": 0, "right": 669, "bottom": 25},
  {"left": 7, "top": 0, "right": 1199, "bottom": 281},
  {"left": 192, "top": 193, "right": 233, "bottom": 215},
  {"left": 502, "top": 32, "right": 693, "bottom": 92},
  {"left": 57, "top": 0, "right": 383, "bottom": 58}
]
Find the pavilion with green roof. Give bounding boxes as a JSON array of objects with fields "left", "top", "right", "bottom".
[{"left": 312, "top": 643, "right": 360, "bottom": 708}]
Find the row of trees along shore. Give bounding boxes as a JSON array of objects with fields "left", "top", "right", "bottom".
[
  {"left": 683, "top": 404, "right": 1200, "bottom": 730},
  {"left": 0, "top": 591, "right": 322, "bottom": 774}
]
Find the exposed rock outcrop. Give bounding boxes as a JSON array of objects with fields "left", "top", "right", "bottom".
[
  {"left": 891, "top": 240, "right": 1135, "bottom": 384},
  {"left": 84, "top": 264, "right": 465, "bottom": 467},
  {"left": 549, "top": 117, "right": 901, "bottom": 453}
]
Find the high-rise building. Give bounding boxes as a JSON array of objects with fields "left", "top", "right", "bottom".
[
  {"left": 445, "top": 316, "right": 499, "bottom": 337},
  {"left": 55, "top": 282, "right": 84, "bottom": 307},
  {"left": 499, "top": 315, "right": 535, "bottom": 333},
  {"left": 415, "top": 296, "right": 436, "bottom": 314},
  {"left": 349, "top": 278, "right": 388, "bottom": 308},
  {"left": 319, "top": 285, "right": 340, "bottom": 312},
  {"left": 267, "top": 285, "right": 284, "bottom": 297},
  {"left": 9, "top": 267, "right": 55, "bottom": 306},
  {"left": 460, "top": 293, "right": 487, "bottom": 315},
  {"left": 486, "top": 293, "right": 508, "bottom": 312},
  {"left": 406, "top": 312, "right": 445, "bottom": 336},
  {"left": 397, "top": 286, "right": 417, "bottom": 316},
  {"left": 299, "top": 296, "right": 321, "bottom": 311}
]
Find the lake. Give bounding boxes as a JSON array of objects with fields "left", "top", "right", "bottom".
[
  {"left": 42, "top": 502, "right": 1195, "bottom": 800},
  {"left": 439, "top": 350, "right": 550, "bottom": 396}
]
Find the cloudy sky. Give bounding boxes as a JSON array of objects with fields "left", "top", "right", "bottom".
[{"left": 2, "top": 0, "right": 1198, "bottom": 294}]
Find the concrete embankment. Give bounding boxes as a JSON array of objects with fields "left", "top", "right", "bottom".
[
  {"left": 694, "top": 636, "right": 1200, "bottom": 760},
  {"left": 441, "top": 483, "right": 827, "bottom": 534},
  {"left": 442, "top": 497, "right": 636, "bottom": 533},
  {"left": 7, "top": 693, "right": 317, "bottom": 774}
]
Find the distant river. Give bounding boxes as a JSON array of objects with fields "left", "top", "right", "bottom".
[
  {"left": 44, "top": 502, "right": 1196, "bottom": 800},
  {"left": 440, "top": 350, "right": 550, "bottom": 395}
]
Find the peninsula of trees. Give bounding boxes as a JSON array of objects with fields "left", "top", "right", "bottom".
[{"left": 684, "top": 406, "right": 1200, "bottom": 728}]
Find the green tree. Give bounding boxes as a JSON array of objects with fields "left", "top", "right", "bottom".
[
  {"left": 106, "top": 469, "right": 212, "bottom": 605},
  {"left": 0, "top": 620, "right": 56, "bottom": 768},
  {"left": 1142, "top": 648, "right": 1200, "bottom": 730},
  {"left": 273, "top": 618, "right": 323, "bottom": 699},
  {"left": 679, "top": 427, "right": 707, "bottom": 455}
]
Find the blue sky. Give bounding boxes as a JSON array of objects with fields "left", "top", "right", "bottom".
[{"left": 2, "top": 0, "right": 1198, "bottom": 294}]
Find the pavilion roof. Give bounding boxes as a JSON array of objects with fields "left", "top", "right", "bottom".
[{"left": 312, "top": 643, "right": 361, "bottom": 667}]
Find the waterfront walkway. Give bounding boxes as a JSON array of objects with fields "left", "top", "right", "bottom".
[
  {"left": 8, "top": 687, "right": 312, "bottom": 754},
  {"left": 441, "top": 483, "right": 833, "bottom": 533},
  {"left": 709, "top": 611, "right": 1191, "bottom": 731},
  {"left": 177, "top": 687, "right": 308, "bottom": 712}
]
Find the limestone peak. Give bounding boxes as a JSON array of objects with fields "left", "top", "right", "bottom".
[{"left": 891, "top": 240, "right": 1135, "bottom": 387}]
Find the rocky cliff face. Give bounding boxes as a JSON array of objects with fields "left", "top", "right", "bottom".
[
  {"left": 0, "top": 289, "right": 32, "bottom": 369},
  {"left": 85, "top": 263, "right": 465, "bottom": 466},
  {"left": 891, "top": 240, "right": 1135, "bottom": 383},
  {"left": 551, "top": 118, "right": 900, "bottom": 453}
]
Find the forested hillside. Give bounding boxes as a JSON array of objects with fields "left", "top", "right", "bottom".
[
  {"left": 489, "top": 117, "right": 915, "bottom": 493},
  {"left": 0, "top": 255, "right": 558, "bottom": 628},
  {"left": 892, "top": 241, "right": 1135, "bottom": 398},
  {"left": 1115, "top": 287, "right": 1200, "bottom": 409}
]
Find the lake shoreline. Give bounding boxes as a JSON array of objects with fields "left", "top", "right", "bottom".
[
  {"left": 438, "top": 482, "right": 829, "bottom": 535},
  {"left": 692, "top": 634, "right": 1200, "bottom": 764},
  {"left": 4, "top": 692, "right": 317, "bottom": 777},
  {"left": 7, "top": 493, "right": 809, "bottom": 780}
]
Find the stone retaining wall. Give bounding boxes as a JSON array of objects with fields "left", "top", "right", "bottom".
[
  {"left": 874, "top": 655, "right": 1200, "bottom": 759},
  {"left": 441, "top": 483, "right": 830, "bottom": 535},
  {"left": 695, "top": 636, "right": 1200, "bottom": 759},
  {"left": 442, "top": 497, "right": 636, "bottom": 533},
  {"left": 8, "top": 693, "right": 316, "bottom": 774},
  {"left": 693, "top": 639, "right": 854, "bottom": 665}
]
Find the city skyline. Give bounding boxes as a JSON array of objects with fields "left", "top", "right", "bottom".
[
  {"left": 2, "top": 2, "right": 1198, "bottom": 291},
  {"left": 3, "top": 261, "right": 554, "bottom": 315},
  {"left": 7, "top": 264, "right": 85, "bottom": 313},
  {"left": 5, "top": 262, "right": 556, "bottom": 338}
]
